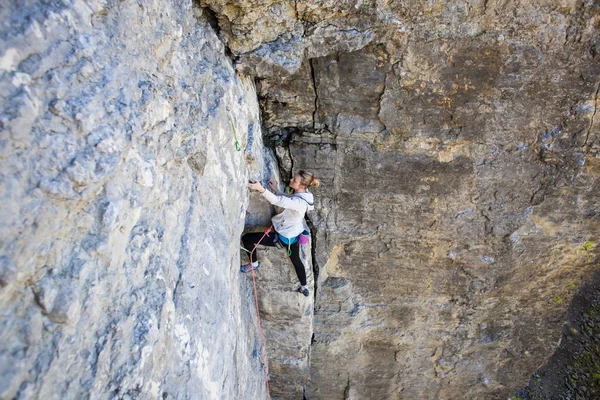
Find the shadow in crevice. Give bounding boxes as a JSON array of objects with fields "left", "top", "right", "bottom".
[
  {"left": 516, "top": 266, "right": 600, "bottom": 399},
  {"left": 192, "top": 1, "right": 235, "bottom": 60}
]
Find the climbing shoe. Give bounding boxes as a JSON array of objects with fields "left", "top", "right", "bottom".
[
  {"left": 297, "top": 286, "right": 309, "bottom": 297},
  {"left": 240, "top": 262, "right": 260, "bottom": 273}
]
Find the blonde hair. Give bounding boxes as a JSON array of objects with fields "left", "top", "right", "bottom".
[{"left": 297, "top": 170, "right": 321, "bottom": 188}]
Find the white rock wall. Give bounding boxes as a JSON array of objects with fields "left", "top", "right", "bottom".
[{"left": 0, "top": 1, "right": 269, "bottom": 399}]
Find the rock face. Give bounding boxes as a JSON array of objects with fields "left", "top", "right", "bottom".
[
  {"left": 2, "top": 1, "right": 600, "bottom": 400},
  {"left": 0, "top": 1, "right": 270, "bottom": 399},
  {"left": 242, "top": 241, "right": 314, "bottom": 399},
  {"left": 516, "top": 269, "right": 600, "bottom": 399},
  {"left": 203, "top": 1, "right": 600, "bottom": 399}
]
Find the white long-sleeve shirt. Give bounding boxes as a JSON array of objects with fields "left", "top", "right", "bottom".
[{"left": 261, "top": 190, "right": 314, "bottom": 239}]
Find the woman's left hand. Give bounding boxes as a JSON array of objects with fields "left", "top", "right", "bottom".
[
  {"left": 248, "top": 180, "right": 265, "bottom": 193},
  {"left": 268, "top": 179, "right": 277, "bottom": 192}
]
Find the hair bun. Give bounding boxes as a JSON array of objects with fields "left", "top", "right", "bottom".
[{"left": 297, "top": 170, "right": 321, "bottom": 189}]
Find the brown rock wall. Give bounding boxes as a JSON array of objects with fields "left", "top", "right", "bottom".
[{"left": 202, "top": 0, "right": 599, "bottom": 398}]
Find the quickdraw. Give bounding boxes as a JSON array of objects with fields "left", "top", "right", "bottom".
[{"left": 228, "top": 115, "right": 241, "bottom": 151}]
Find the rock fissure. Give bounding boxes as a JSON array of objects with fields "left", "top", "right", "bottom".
[
  {"left": 305, "top": 214, "right": 319, "bottom": 301},
  {"left": 293, "top": 0, "right": 300, "bottom": 27},
  {"left": 172, "top": 177, "right": 196, "bottom": 305},
  {"left": 197, "top": 2, "right": 236, "bottom": 61},
  {"left": 376, "top": 73, "right": 389, "bottom": 133},
  {"left": 482, "top": 0, "right": 489, "bottom": 14},
  {"left": 528, "top": 181, "right": 546, "bottom": 206},
  {"left": 309, "top": 58, "right": 318, "bottom": 129},
  {"left": 583, "top": 79, "right": 600, "bottom": 149}
]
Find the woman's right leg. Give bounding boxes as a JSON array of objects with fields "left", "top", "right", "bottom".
[{"left": 242, "top": 230, "right": 277, "bottom": 264}]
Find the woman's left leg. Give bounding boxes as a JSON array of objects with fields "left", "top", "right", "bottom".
[
  {"left": 242, "top": 231, "right": 277, "bottom": 263},
  {"left": 288, "top": 241, "right": 307, "bottom": 286}
]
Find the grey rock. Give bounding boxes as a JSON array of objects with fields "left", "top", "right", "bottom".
[
  {"left": 187, "top": 151, "right": 207, "bottom": 175},
  {"left": 1, "top": 1, "right": 599, "bottom": 400},
  {"left": 0, "top": 255, "right": 17, "bottom": 286},
  {"left": 101, "top": 200, "right": 123, "bottom": 231},
  {"left": 240, "top": 242, "right": 314, "bottom": 399},
  {"left": 0, "top": 1, "right": 269, "bottom": 399},
  {"left": 236, "top": 34, "right": 306, "bottom": 78},
  {"left": 203, "top": 0, "right": 600, "bottom": 399},
  {"left": 33, "top": 275, "right": 79, "bottom": 324}
]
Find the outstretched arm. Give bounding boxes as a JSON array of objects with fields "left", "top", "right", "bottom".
[{"left": 261, "top": 190, "right": 307, "bottom": 212}]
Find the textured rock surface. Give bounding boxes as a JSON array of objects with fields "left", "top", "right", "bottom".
[
  {"left": 2, "top": 0, "right": 600, "bottom": 399},
  {"left": 0, "top": 1, "right": 269, "bottom": 399},
  {"left": 203, "top": 0, "right": 600, "bottom": 399},
  {"left": 515, "top": 269, "right": 600, "bottom": 399},
  {"left": 241, "top": 240, "right": 314, "bottom": 399}
]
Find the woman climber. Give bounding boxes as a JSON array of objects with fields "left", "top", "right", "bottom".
[{"left": 241, "top": 170, "right": 320, "bottom": 297}]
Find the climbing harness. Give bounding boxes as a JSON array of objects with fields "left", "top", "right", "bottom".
[
  {"left": 242, "top": 226, "right": 273, "bottom": 400},
  {"left": 276, "top": 233, "right": 296, "bottom": 257},
  {"left": 228, "top": 115, "right": 241, "bottom": 151}
]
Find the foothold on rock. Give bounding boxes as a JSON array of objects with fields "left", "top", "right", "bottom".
[
  {"left": 0, "top": 256, "right": 17, "bottom": 286},
  {"left": 187, "top": 151, "right": 207, "bottom": 175},
  {"left": 102, "top": 200, "right": 123, "bottom": 231},
  {"left": 323, "top": 276, "right": 349, "bottom": 289},
  {"left": 33, "top": 278, "right": 79, "bottom": 324}
]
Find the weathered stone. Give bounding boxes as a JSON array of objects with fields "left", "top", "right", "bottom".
[
  {"left": 202, "top": 0, "right": 600, "bottom": 399},
  {"left": 240, "top": 236, "right": 314, "bottom": 400},
  {"left": 515, "top": 270, "right": 600, "bottom": 399},
  {"left": 0, "top": 1, "right": 270, "bottom": 399},
  {"left": 200, "top": 0, "right": 300, "bottom": 54},
  {"left": 33, "top": 273, "right": 80, "bottom": 324},
  {"left": 2, "top": 0, "right": 600, "bottom": 399},
  {"left": 0, "top": 256, "right": 17, "bottom": 286}
]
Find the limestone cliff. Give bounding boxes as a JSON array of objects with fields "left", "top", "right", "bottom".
[
  {"left": 202, "top": 1, "right": 600, "bottom": 399},
  {"left": 0, "top": 1, "right": 270, "bottom": 399},
  {"left": 2, "top": 1, "right": 600, "bottom": 400}
]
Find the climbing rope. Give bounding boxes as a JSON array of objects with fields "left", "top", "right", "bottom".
[{"left": 243, "top": 225, "right": 273, "bottom": 400}]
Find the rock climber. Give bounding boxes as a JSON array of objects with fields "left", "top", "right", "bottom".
[{"left": 241, "top": 170, "right": 320, "bottom": 297}]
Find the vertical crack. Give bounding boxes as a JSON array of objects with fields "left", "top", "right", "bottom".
[
  {"left": 293, "top": 0, "right": 299, "bottom": 23},
  {"left": 305, "top": 213, "right": 319, "bottom": 301},
  {"left": 173, "top": 174, "right": 197, "bottom": 304},
  {"left": 194, "top": 2, "right": 235, "bottom": 61},
  {"left": 309, "top": 58, "right": 318, "bottom": 129},
  {"left": 583, "top": 80, "right": 600, "bottom": 150},
  {"left": 288, "top": 137, "right": 295, "bottom": 181},
  {"left": 377, "top": 74, "right": 388, "bottom": 132},
  {"left": 289, "top": 144, "right": 320, "bottom": 295},
  {"left": 343, "top": 377, "right": 351, "bottom": 399}
]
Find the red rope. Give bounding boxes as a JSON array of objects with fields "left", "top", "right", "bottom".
[{"left": 247, "top": 226, "right": 273, "bottom": 399}]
